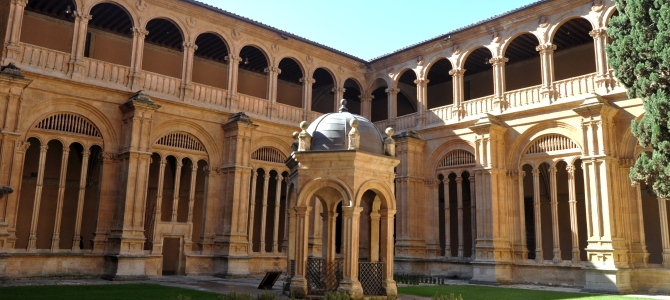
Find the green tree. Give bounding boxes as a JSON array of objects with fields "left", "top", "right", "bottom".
[{"left": 606, "top": 0, "right": 670, "bottom": 198}]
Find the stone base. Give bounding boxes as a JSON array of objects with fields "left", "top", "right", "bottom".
[
  {"left": 581, "top": 268, "right": 633, "bottom": 294},
  {"left": 394, "top": 258, "right": 473, "bottom": 279},
  {"left": 383, "top": 279, "right": 398, "bottom": 297},
  {"left": 291, "top": 277, "right": 308, "bottom": 298},
  {"left": 337, "top": 279, "right": 364, "bottom": 300},
  {"left": 212, "top": 255, "right": 250, "bottom": 278},
  {"left": 101, "top": 255, "right": 148, "bottom": 281},
  {"left": 469, "top": 261, "right": 513, "bottom": 285}
]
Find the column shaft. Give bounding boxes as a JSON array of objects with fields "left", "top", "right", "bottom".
[
  {"left": 549, "top": 167, "right": 561, "bottom": 262},
  {"left": 260, "top": 173, "right": 270, "bottom": 252},
  {"left": 658, "top": 198, "right": 670, "bottom": 268},
  {"left": 449, "top": 69, "right": 465, "bottom": 119},
  {"left": 567, "top": 165, "right": 580, "bottom": 264},
  {"left": 71, "top": 149, "right": 91, "bottom": 251},
  {"left": 152, "top": 158, "right": 167, "bottom": 253},
  {"left": 490, "top": 57, "right": 508, "bottom": 113},
  {"left": 456, "top": 177, "right": 464, "bottom": 259},
  {"left": 181, "top": 42, "right": 198, "bottom": 101},
  {"left": 226, "top": 55, "right": 242, "bottom": 108},
  {"left": 469, "top": 175, "right": 476, "bottom": 259},
  {"left": 300, "top": 77, "right": 315, "bottom": 120},
  {"left": 187, "top": 165, "right": 198, "bottom": 223},
  {"left": 443, "top": 178, "right": 451, "bottom": 257},
  {"left": 51, "top": 148, "right": 70, "bottom": 251},
  {"left": 272, "top": 175, "right": 282, "bottom": 252},
  {"left": 248, "top": 171, "right": 258, "bottom": 251},
  {"left": 2, "top": 0, "right": 28, "bottom": 64},
  {"left": 129, "top": 28, "right": 148, "bottom": 90},
  {"left": 172, "top": 161, "right": 183, "bottom": 222},
  {"left": 536, "top": 43, "right": 556, "bottom": 101},
  {"left": 532, "top": 168, "right": 543, "bottom": 262},
  {"left": 27, "top": 145, "right": 48, "bottom": 251},
  {"left": 385, "top": 88, "right": 399, "bottom": 123}
]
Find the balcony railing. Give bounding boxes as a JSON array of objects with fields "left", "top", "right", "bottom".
[
  {"left": 553, "top": 73, "right": 597, "bottom": 99},
  {"left": 19, "top": 43, "right": 70, "bottom": 75},
  {"left": 463, "top": 95, "right": 494, "bottom": 117},
  {"left": 237, "top": 93, "right": 268, "bottom": 117},
  {"left": 505, "top": 84, "right": 542, "bottom": 109},
  {"left": 426, "top": 104, "right": 454, "bottom": 126},
  {"left": 395, "top": 113, "right": 417, "bottom": 131},
  {"left": 82, "top": 57, "right": 130, "bottom": 87},
  {"left": 275, "top": 102, "right": 303, "bottom": 125},
  {"left": 143, "top": 71, "right": 182, "bottom": 99},
  {"left": 192, "top": 82, "right": 228, "bottom": 106}
]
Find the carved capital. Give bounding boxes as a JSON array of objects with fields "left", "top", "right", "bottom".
[
  {"left": 331, "top": 87, "right": 345, "bottom": 93},
  {"left": 536, "top": 43, "right": 556, "bottom": 54},
  {"left": 299, "top": 77, "right": 315, "bottom": 85},
  {"left": 531, "top": 169, "right": 540, "bottom": 176},
  {"left": 182, "top": 42, "right": 198, "bottom": 52},
  {"left": 566, "top": 165, "right": 576, "bottom": 175},
  {"left": 413, "top": 79, "right": 429, "bottom": 87},
  {"left": 102, "top": 152, "right": 117, "bottom": 162},
  {"left": 74, "top": 11, "right": 92, "bottom": 22},
  {"left": 225, "top": 55, "right": 242, "bottom": 64},
  {"left": 82, "top": 150, "right": 91, "bottom": 157},
  {"left": 132, "top": 27, "right": 149, "bottom": 39},
  {"left": 489, "top": 56, "right": 508, "bottom": 66},
  {"left": 448, "top": 68, "right": 466, "bottom": 76},
  {"left": 40, "top": 145, "right": 49, "bottom": 152},
  {"left": 16, "top": 141, "right": 30, "bottom": 153},
  {"left": 385, "top": 87, "right": 400, "bottom": 95},
  {"left": 264, "top": 66, "right": 281, "bottom": 75},
  {"left": 589, "top": 28, "right": 607, "bottom": 39},
  {"left": 12, "top": 0, "right": 28, "bottom": 7}
]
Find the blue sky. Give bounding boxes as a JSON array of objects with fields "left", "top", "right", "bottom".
[{"left": 197, "top": 0, "right": 541, "bottom": 60}]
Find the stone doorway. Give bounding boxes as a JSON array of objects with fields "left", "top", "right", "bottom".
[{"left": 162, "top": 237, "right": 182, "bottom": 275}]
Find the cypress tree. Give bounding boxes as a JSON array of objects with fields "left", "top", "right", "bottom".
[{"left": 606, "top": 0, "right": 670, "bottom": 198}]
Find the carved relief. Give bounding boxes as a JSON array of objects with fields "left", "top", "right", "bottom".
[
  {"left": 186, "top": 17, "right": 197, "bottom": 27},
  {"left": 306, "top": 55, "right": 313, "bottom": 64},
  {"left": 271, "top": 43, "right": 279, "bottom": 53},
  {"left": 416, "top": 55, "right": 424, "bottom": 66},
  {"left": 452, "top": 44, "right": 461, "bottom": 55},
  {"left": 492, "top": 31, "right": 501, "bottom": 43},
  {"left": 539, "top": 15, "right": 549, "bottom": 28},
  {"left": 136, "top": 0, "right": 148, "bottom": 12},
  {"left": 231, "top": 29, "right": 242, "bottom": 40}
]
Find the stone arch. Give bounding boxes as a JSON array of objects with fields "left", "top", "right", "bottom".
[
  {"left": 368, "top": 77, "right": 392, "bottom": 94},
  {"left": 604, "top": 5, "right": 619, "bottom": 27},
  {"left": 500, "top": 31, "right": 542, "bottom": 57},
  {"left": 275, "top": 55, "right": 307, "bottom": 77},
  {"left": 355, "top": 180, "right": 395, "bottom": 210},
  {"left": 140, "top": 14, "right": 188, "bottom": 40},
  {"left": 547, "top": 16, "right": 596, "bottom": 43},
  {"left": 457, "top": 45, "right": 494, "bottom": 69},
  {"left": 424, "top": 56, "right": 456, "bottom": 77},
  {"left": 424, "top": 139, "right": 476, "bottom": 179},
  {"left": 237, "top": 43, "right": 272, "bottom": 63},
  {"left": 296, "top": 177, "right": 353, "bottom": 208},
  {"left": 507, "top": 121, "right": 583, "bottom": 169},
  {"left": 251, "top": 136, "right": 291, "bottom": 158},
  {"left": 393, "top": 68, "right": 419, "bottom": 88},
  {"left": 150, "top": 119, "right": 220, "bottom": 164},
  {"left": 193, "top": 31, "right": 231, "bottom": 53},
  {"left": 85, "top": 0, "right": 137, "bottom": 27},
  {"left": 22, "top": 99, "right": 118, "bottom": 152}
]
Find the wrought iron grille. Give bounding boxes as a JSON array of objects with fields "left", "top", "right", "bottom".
[
  {"left": 358, "top": 262, "right": 385, "bottom": 296},
  {"left": 306, "top": 258, "right": 343, "bottom": 295}
]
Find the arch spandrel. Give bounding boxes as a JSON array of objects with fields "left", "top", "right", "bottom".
[{"left": 295, "top": 177, "right": 353, "bottom": 208}]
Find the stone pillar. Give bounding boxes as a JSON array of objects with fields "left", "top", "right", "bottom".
[
  {"left": 513, "top": 171, "right": 526, "bottom": 261},
  {"left": 532, "top": 168, "right": 543, "bottom": 262},
  {"left": 456, "top": 176, "right": 465, "bottom": 259},
  {"left": 385, "top": 88, "right": 399, "bottom": 125},
  {"left": 469, "top": 174, "right": 476, "bottom": 259},
  {"left": 103, "top": 91, "right": 160, "bottom": 280},
  {"left": 72, "top": 149, "right": 91, "bottom": 251},
  {"left": 468, "top": 114, "right": 512, "bottom": 284},
  {"left": 2, "top": 0, "right": 28, "bottom": 65},
  {"left": 248, "top": 170, "right": 258, "bottom": 252},
  {"left": 359, "top": 94, "right": 373, "bottom": 120},
  {"left": 151, "top": 157, "right": 167, "bottom": 254},
  {"left": 566, "top": 165, "right": 580, "bottom": 264},
  {"left": 180, "top": 42, "right": 198, "bottom": 102},
  {"left": 338, "top": 206, "right": 363, "bottom": 300},
  {"left": 449, "top": 68, "right": 465, "bottom": 119},
  {"left": 291, "top": 206, "right": 311, "bottom": 299},
  {"left": 27, "top": 144, "right": 48, "bottom": 252},
  {"left": 281, "top": 176, "right": 290, "bottom": 253},
  {"left": 414, "top": 79, "right": 428, "bottom": 128},
  {"left": 199, "top": 166, "right": 217, "bottom": 254},
  {"left": 536, "top": 43, "right": 557, "bottom": 101},
  {"left": 129, "top": 28, "right": 149, "bottom": 91},
  {"left": 214, "top": 112, "right": 257, "bottom": 276},
  {"left": 272, "top": 175, "right": 283, "bottom": 253},
  {"left": 67, "top": 11, "right": 92, "bottom": 80},
  {"left": 426, "top": 179, "right": 441, "bottom": 258},
  {"left": 322, "top": 209, "right": 338, "bottom": 262},
  {"left": 51, "top": 147, "right": 71, "bottom": 251},
  {"left": 260, "top": 172, "right": 270, "bottom": 252},
  {"left": 265, "top": 66, "right": 281, "bottom": 118},
  {"left": 225, "top": 55, "right": 242, "bottom": 109},
  {"left": 187, "top": 164, "right": 198, "bottom": 224},
  {"left": 379, "top": 209, "right": 397, "bottom": 297},
  {"left": 549, "top": 167, "right": 561, "bottom": 262},
  {"left": 171, "top": 160, "right": 183, "bottom": 222},
  {"left": 489, "top": 57, "right": 508, "bottom": 113},
  {"left": 589, "top": 28, "right": 612, "bottom": 92},
  {"left": 622, "top": 159, "right": 648, "bottom": 267},
  {"left": 573, "top": 96, "right": 632, "bottom": 293},
  {"left": 332, "top": 87, "right": 345, "bottom": 112},
  {"left": 92, "top": 152, "right": 119, "bottom": 253},
  {"left": 300, "top": 77, "right": 315, "bottom": 120},
  {"left": 369, "top": 211, "right": 380, "bottom": 262},
  {"left": 659, "top": 198, "right": 670, "bottom": 268},
  {"left": 394, "top": 131, "right": 426, "bottom": 258},
  {"left": 443, "top": 177, "right": 451, "bottom": 258}
]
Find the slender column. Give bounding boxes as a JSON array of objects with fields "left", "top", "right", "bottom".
[
  {"left": 469, "top": 174, "right": 476, "bottom": 259},
  {"left": 536, "top": 43, "right": 557, "bottom": 101},
  {"left": 489, "top": 57, "right": 508, "bottom": 113},
  {"left": 68, "top": 11, "right": 92, "bottom": 79},
  {"left": 369, "top": 211, "right": 381, "bottom": 262},
  {"left": 379, "top": 209, "right": 397, "bottom": 297},
  {"left": 300, "top": 77, "right": 315, "bottom": 120},
  {"left": 323, "top": 210, "right": 338, "bottom": 262},
  {"left": 27, "top": 145, "right": 48, "bottom": 251},
  {"left": 532, "top": 168, "right": 543, "bottom": 262},
  {"left": 272, "top": 175, "right": 283, "bottom": 253},
  {"left": 187, "top": 164, "right": 198, "bottom": 223},
  {"left": 517, "top": 171, "right": 527, "bottom": 260},
  {"left": 385, "top": 88, "right": 399, "bottom": 124},
  {"left": 332, "top": 87, "right": 345, "bottom": 112},
  {"left": 339, "top": 206, "right": 363, "bottom": 298},
  {"left": 180, "top": 42, "right": 198, "bottom": 101},
  {"left": 71, "top": 149, "right": 91, "bottom": 251},
  {"left": 456, "top": 176, "right": 464, "bottom": 259},
  {"left": 566, "top": 165, "right": 580, "bottom": 264},
  {"left": 225, "top": 54, "right": 242, "bottom": 108},
  {"left": 658, "top": 197, "right": 670, "bottom": 268},
  {"left": 281, "top": 176, "right": 290, "bottom": 253},
  {"left": 449, "top": 68, "right": 466, "bottom": 119},
  {"left": 129, "top": 28, "right": 149, "bottom": 91},
  {"left": 443, "top": 177, "right": 451, "bottom": 257},
  {"left": 2, "top": 0, "right": 29, "bottom": 65},
  {"left": 51, "top": 147, "right": 71, "bottom": 251},
  {"left": 589, "top": 28, "right": 612, "bottom": 91},
  {"left": 414, "top": 79, "right": 429, "bottom": 128},
  {"left": 151, "top": 157, "right": 167, "bottom": 253},
  {"left": 359, "top": 95, "right": 373, "bottom": 122},
  {"left": 265, "top": 66, "right": 281, "bottom": 119},
  {"left": 290, "top": 206, "right": 311, "bottom": 299},
  {"left": 248, "top": 170, "right": 258, "bottom": 251},
  {"left": 549, "top": 167, "right": 561, "bottom": 262},
  {"left": 260, "top": 172, "right": 270, "bottom": 252},
  {"left": 171, "top": 160, "right": 183, "bottom": 222}
]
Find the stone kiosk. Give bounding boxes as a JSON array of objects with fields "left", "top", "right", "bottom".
[{"left": 286, "top": 100, "right": 399, "bottom": 299}]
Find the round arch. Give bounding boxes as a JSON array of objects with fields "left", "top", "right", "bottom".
[
  {"left": 150, "top": 119, "right": 220, "bottom": 164},
  {"left": 193, "top": 31, "right": 231, "bottom": 53},
  {"left": 276, "top": 55, "right": 307, "bottom": 77},
  {"left": 500, "top": 31, "right": 542, "bottom": 57},
  {"left": 354, "top": 180, "right": 396, "bottom": 210},
  {"left": 250, "top": 135, "right": 292, "bottom": 158},
  {"left": 547, "top": 16, "right": 596, "bottom": 43},
  {"left": 296, "top": 177, "right": 353, "bottom": 208},
  {"left": 237, "top": 43, "right": 272, "bottom": 63},
  {"left": 507, "top": 121, "right": 583, "bottom": 169},
  {"left": 85, "top": 0, "right": 137, "bottom": 26},
  {"left": 458, "top": 46, "right": 494, "bottom": 69},
  {"left": 424, "top": 139, "right": 476, "bottom": 179},
  {"left": 368, "top": 77, "right": 391, "bottom": 94}
]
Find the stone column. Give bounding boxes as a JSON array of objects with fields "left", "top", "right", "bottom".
[
  {"left": 469, "top": 174, "right": 476, "bottom": 259},
  {"left": 515, "top": 171, "right": 527, "bottom": 260},
  {"left": 443, "top": 177, "right": 451, "bottom": 258},
  {"left": 379, "top": 209, "right": 397, "bottom": 297},
  {"left": 468, "top": 114, "right": 512, "bottom": 284},
  {"left": 532, "top": 168, "right": 543, "bottom": 262},
  {"left": 332, "top": 87, "right": 345, "bottom": 112},
  {"left": 272, "top": 175, "right": 283, "bottom": 253},
  {"left": 180, "top": 42, "right": 198, "bottom": 102},
  {"left": 199, "top": 166, "right": 217, "bottom": 254},
  {"left": 265, "top": 66, "right": 281, "bottom": 118},
  {"left": 72, "top": 149, "right": 91, "bottom": 251},
  {"left": 187, "top": 164, "right": 198, "bottom": 223},
  {"left": 369, "top": 211, "right": 380, "bottom": 262},
  {"left": 260, "top": 172, "right": 270, "bottom": 252},
  {"left": 291, "top": 206, "right": 311, "bottom": 299},
  {"left": 281, "top": 176, "right": 290, "bottom": 253},
  {"left": 323, "top": 209, "right": 338, "bottom": 262},
  {"left": 338, "top": 206, "right": 363, "bottom": 299},
  {"left": 385, "top": 88, "right": 399, "bottom": 125},
  {"left": 51, "top": 147, "right": 71, "bottom": 251},
  {"left": 658, "top": 198, "right": 670, "bottom": 268},
  {"left": 151, "top": 157, "right": 167, "bottom": 254},
  {"left": 225, "top": 55, "right": 242, "bottom": 109},
  {"left": 456, "top": 176, "right": 464, "bottom": 259},
  {"left": 394, "top": 132, "right": 426, "bottom": 258},
  {"left": 425, "top": 179, "right": 441, "bottom": 258},
  {"left": 103, "top": 91, "right": 160, "bottom": 280},
  {"left": 214, "top": 112, "right": 257, "bottom": 276},
  {"left": 449, "top": 68, "right": 465, "bottom": 119},
  {"left": 92, "top": 152, "right": 118, "bottom": 253},
  {"left": 566, "top": 165, "right": 580, "bottom": 264},
  {"left": 536, "top": 43, "right": 557, "bottom": 101},
  {"left": 67, "top": 11, "right": 92, "bottom": 80},
  {"left": 300, "top": 77, "right": 315, "bottom": 120},
  {"left": 359, "top": 94, "right": 373, "bottom": 120},
  {"left": 248, "top": 170, "right": 258, "bottom": 252},
  {"left": 27, "top": 144, "right": 48, "bottom": 252},
  {"left": 129, "top": 28, "right": 149, "bottom": 91},
  {"left": 414, "top": 79, "right": 429, "bottom": 128},
  {"left": 171, "top": 160, "right": 183, "bottom": 222},
  {"left": 549, "top": 167, "right": 561, "bottom": 263},
  {"left": 589, "top": 28, "right": 612, "bottom": 92},
  {"left": 489, "top": 57, "right": 508, "bottom": 113},
  {"left": 2, "top": 0, "right": 28, "bottom": 65},
  {"left": 573, "top": 96, "right": 631, "bottom": 293}
]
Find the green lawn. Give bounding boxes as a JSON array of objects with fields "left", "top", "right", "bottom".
[
  {"left": 0, "top": 283, "right": 222, "bottom": 300},
  {"left": 397, "top": 285, "right": 652, "bottom": 300}
]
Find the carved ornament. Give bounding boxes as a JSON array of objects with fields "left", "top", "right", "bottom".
[{"left": 136, "top": 0, "right": 148, "bottom": 12}]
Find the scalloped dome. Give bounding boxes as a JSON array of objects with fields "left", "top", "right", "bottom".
[{"left": 306, "top": 107, "right": 384, "bottom": 155}]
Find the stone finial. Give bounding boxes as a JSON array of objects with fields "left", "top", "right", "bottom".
[
  {"left": 384, "top": 127, "right": 396, "bottom": 156},
  {"left": 348, "top": 119, "right": 360, "bottom": 150},
  {"left": 339, "top": 99, "right": 348, "bottom": 113},
  {"left": 291, "top": 131, "right": 300, "bottom": 152},
  {"left": 298, "top": 121, "right": 311, "bottom": 151}
]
